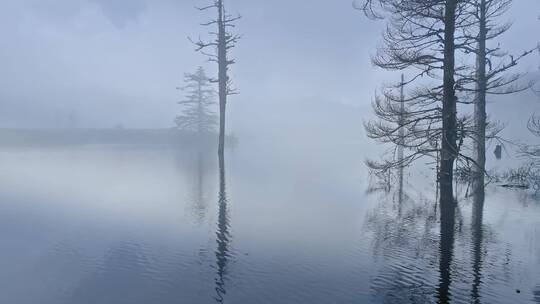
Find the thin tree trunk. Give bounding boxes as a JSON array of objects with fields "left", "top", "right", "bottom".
[
  {"left": 473, "top": 0, "right": 487, "bottom": 197},
  {"left": 398, "top": 74, "right": 405, "bottom": 208},
  {"left": 440, "top": 0, "right": 458, "bottom": 207},
  {"left": 218, "top": 99, "right": 226, "bottom": 155},
  {"left": 217, "top": 0, "right": 227, "bottom": 157}
]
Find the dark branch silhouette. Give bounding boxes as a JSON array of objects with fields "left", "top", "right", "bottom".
[{"left": 190, "top": 0, "right": 241, "bottom": 157}]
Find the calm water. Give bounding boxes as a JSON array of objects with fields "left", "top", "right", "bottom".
[{"left": 0, "top": 140, "right": 539, "bottom": 304}]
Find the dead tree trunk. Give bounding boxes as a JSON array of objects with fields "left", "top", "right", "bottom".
[
  {"left": 191, "top": 0, "right": 240, "bottom": 157},
  {"left": 217, "top": 0, "right": 227, "bottom": 156},
  {"left": 466, "top": 0, "right": 535, "bottom": 195},
  {"left": 398, "top": 74, "right": 405, "bottom": 204},
  {"left": 438, "top": 4, "right": 459, "bottom": 299},
  {"left": 472, "top": 0, "right": 487, "bottom": 196},
  {"left": 440, "top": 0, "right": 459, "bottom": 207}
]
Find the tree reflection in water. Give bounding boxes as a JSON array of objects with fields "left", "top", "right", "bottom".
[
  {"left": 214, "top": 153, "right": 231, "bottom": 303},
  {"left": 534, "top": 286, "right": 540, "bottom": 303},
  {"left": 176, "top": 146, "right": 215, "bottom": 224},
  {"left": 470, "top": 190, "right": 485, "bottom": 304},
  {"left": 363, "top": 170, "right": 540, "bottom": 304},
  {"left": 366, "top": 175, "right": 440, "bottom": 303},
  {"left": 437, "top": 192, "right": 456, "bottom": 304}
]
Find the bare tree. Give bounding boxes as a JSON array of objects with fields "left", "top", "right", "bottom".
[
  {"left": 461, "top": 0, "right": 538, "bottom": 196},
  {"left": 357, "top": 0, "right": 475, "bottom": 206},
  {"left": 357, "top": 5, "right": 472, "bottom": 294},
  {"left": 190, "top": 0, "right": 240, "bottom": 156},
  {"left": 175, "top": 67, "right": 217, "bottom": 134}
]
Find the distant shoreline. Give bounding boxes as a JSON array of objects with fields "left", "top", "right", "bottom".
[{"left": 0, "top": 128, "right": 220, "bottom": 147}]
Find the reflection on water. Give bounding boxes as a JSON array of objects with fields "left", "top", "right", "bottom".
[
  {"left": 0, "top": 143, "right": 539, "bottom": 303},
  {"left": 437, "top": 194, "right": 456, "bottom": 304},
  {"left": 214, "top": 153, "right": 231, "bottom": 303},
  {"left": 65, "top": 242, "right": 154, "bottom": 304},
  {"left": 366, "top": 169, "right": 540, "bottom": 303},
  {"left": 366, "top": 184, "right": 440, "bottom": 303},
  {"left": 471, "top": 190, "right": 485, "bottom": 304},
  {"left": 177, "top": 148, "right": 215, "bottom": 224}
]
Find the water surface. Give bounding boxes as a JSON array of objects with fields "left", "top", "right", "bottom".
[{"left": 0, "top": 141, "right": 539, "bottom": 303}]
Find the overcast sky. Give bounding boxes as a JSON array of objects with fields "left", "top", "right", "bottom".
[{"left": 0, "top": 0, "right": 538, "bottom": 139}]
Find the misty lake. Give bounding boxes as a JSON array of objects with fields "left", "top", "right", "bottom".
[{"left": 0, "top": 140, "right": 539, "bottom": 304}]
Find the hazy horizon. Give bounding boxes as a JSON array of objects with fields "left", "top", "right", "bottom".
[{"left": 0, "top": 0, "right": 538, "bottom": 142}]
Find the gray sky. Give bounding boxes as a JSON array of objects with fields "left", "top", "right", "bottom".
[{"left": 0, "top": 0, "right": 538, "bottom": 139}]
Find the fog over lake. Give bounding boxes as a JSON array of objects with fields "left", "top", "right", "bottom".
[{"left": 0, "top": 0, "right": 539, "bottom": 303}]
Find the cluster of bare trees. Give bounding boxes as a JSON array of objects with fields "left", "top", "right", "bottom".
[
  {"left": 358, "top": 4, "right": 537, "bottom": 301},
  {"left": 175, "top": 0, "right": 240, "bottom": 158},
  {"left": 359, "top": 0, "right": 539, "bottom": 204}
]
